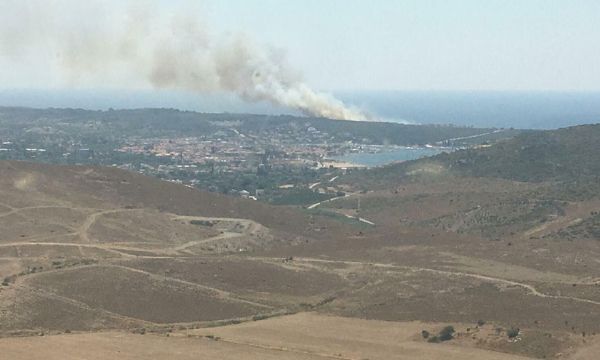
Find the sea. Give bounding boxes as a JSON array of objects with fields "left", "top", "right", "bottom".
[
  {"left": 2, "top": 89, "right": 600, "bottom": 130},
  {"left": 337, "top": 91, "right": 600, "bottom": 130},
  {"left": 331, "top": 147, "right": 446, "bottom": 167}
]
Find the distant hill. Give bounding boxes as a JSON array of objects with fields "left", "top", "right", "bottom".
[
  {"left": 336, "top": 123, "right": 600, "bottom": 242},
  {"left": 0, "top": 106, "right": 522, "bottom": 147},
  {"left": 433, "top": 123, "right": 600, "bottom": 182},
  {"left": 347, "top": 123, "right": 600, "bottom": 187}
]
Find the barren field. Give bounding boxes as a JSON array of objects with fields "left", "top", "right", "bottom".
[
  {"left": 25, "top": 265, "right": 263, "bottom": 323},
  {"left": 126, "top": 257, "right": 342, "bottom": 292},
  {"left": 1, "top": 161, "right": 599, "bottom": 359},
  {"left": 2, "top": 313, "right": 581, "bottom": 360}
]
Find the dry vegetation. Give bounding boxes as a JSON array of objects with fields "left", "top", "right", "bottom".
[
  {"left": 2, "top": 313, "right": 571, "bottom": 360},
  {"left": 0, "top": 160, "right": 599, "bottom": 359}
]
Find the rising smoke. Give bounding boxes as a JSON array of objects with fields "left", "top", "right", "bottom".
[{"left": 0, "top": 0, "right": 368, "bottom": 121}]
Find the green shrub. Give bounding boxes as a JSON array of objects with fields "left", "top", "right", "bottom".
[
  {"left": 438, "top": 326, "right": 455, "bottom": 341},
  {"left": 190, "top": 220, "right": 214, "bottom": 226},
  {"left": 427, "top": 336, "right": 440, "bottom": 343},
  {"left": 426, "top": 326, "right": 455, "bottom": 343},
  {"left": 252, "top": 314, "right": 269, "bottom": 321},
  {"left": 507, "top": 327, "right": 520, "bottom": 338}
]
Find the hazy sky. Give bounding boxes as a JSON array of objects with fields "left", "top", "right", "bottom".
[
  {"left": 2, "top": 0, "right": 600, "bottom": 92},
  {"left": 203, "top": 0, "right": 600, "bottom": 91}
]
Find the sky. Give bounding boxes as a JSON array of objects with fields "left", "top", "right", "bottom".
[
  {"left": 1, "top": 0, "right": 600, "bottom": 92},
  {"left": 202, "top": 0, "right": 600, "bottom": 91}
]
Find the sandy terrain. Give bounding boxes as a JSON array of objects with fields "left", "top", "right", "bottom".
[
  {"left": 0, "top": 313, "right": 539, "bottom": 360},
  {"left": 2, "top": 161, "right": 600, "bottom": 359}
]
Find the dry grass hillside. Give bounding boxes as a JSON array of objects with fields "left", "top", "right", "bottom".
[{"left": 1, "top": 160, "right": 599, "bottom": 359}]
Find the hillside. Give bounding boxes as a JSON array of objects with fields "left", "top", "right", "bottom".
[
  {"left": 435, "top": 123, "right": 600, "bottom": 182},
  {"left": 1, "top": 160, "right": 600, "bottom": 359},
  {"left": 340, "top": 124, "right": 600, "bottom": 216},
  {"left": 0, "top": 160, "right": 352, "bottom": 241},
  {"left": 0, "top": 160, "right": 357, "bottom": 334},
  {"left": 327, "top": 123, "right": 600, "bottom": 247},
  {"left": 347, "top": 123, "right": 600, "bottom": 187},
  {"left": 0, "top": 106, "right": 521, "bottom": 147}
]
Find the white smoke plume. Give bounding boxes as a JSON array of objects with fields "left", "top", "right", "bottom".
[{"left": 0, "top": 0, "right": 369, "bottom": 121}]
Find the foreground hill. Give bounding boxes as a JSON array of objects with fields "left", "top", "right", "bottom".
[
  {"left": 1, "top": 160, "right": 600, "bottom": 359},
  {"left": 333, "top": 124, "right": 600, "bottom": 239},
  {"left": 0, "top": 160, "right": 350, "bottom": 238},
  {"left": 1, "top": 313, "right": 542, "bottom": 360},
  {"left": 0, "top": 160, "right": 355, "bottom": 331}
]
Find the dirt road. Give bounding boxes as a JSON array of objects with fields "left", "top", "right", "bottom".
[{"left": 0, "top": 313, "right": 536, "bottom": 360}]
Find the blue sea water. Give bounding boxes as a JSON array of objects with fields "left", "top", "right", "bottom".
[
  {"left": 337, "top": 91, "right": 600, "bottom": 129},
  {"left": 2, "top": 89, "right": 600, "bottom": 130},
  {"left": 331, "top": 147, "right": 446, "bottom": 167}
]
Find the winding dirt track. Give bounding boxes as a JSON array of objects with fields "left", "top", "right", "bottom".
[
  {"left": 1, "top": 206, "right": 274, "bottom": 320},
  {"left": 14, "top": 283, "right": 155, "bottom": 327},
  {"left": 77, "top": 208, "right": 143, "bottom": 243},
  {"left": 0, "top": 241, "right": 133, "bottom": 258},
  {"left": 5, "top": 203, "right": 599, "bottom": 307},
  {"left": 0, "top": 206, "right": 264, "bottom": 258},
  {"left": 253, "top": 256, "right": 600, "bottom": 307},
  {"left": 0, "top": 313, "right": 536, "bottom": 360},
  {"left": 110, "top": 265, "right": 273, "bottom": 309},
  {"left": 171, "top": 215, "right": 263, "bottom": 252},
  {"left": 0, "top": 206, "right": 83, "bottom": 219},
  {"left": 6, "top": 203, "right": 599, "bottom": 307},
  {"left": 521, "top": 199, "right": 600, "bottom": 240}
]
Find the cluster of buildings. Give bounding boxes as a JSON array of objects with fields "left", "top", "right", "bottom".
[{"left": 116, "top": 125, "right": 366, "bottom": 177}]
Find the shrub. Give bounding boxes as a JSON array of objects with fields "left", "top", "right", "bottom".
[
  {"left": 427, "top": 336, "right": 440, "bottom": 343},
  {"left": 438, "top": 326, "right": 455, "bottom": 341},
  {"left": 252, "top": 314, "right": 269, "bottom": 321},
  {"left": 427, "top": 326, "right": 455, "bottom": 343},
  {"left": 2, "top": 275, "right": 16, "bottom": 286},
  {"left": 190, "top": 220, "right": 214, "bottom": 226},
  {"left": 507, "top": 327, "right": 520, "bottom": 338}
]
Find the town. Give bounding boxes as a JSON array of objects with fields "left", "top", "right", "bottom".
[{"left": 0, "top": 107, "right": 516, "bottom": 206}]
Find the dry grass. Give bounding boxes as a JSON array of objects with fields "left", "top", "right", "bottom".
[
  {"left": 0, "top": 313, "right": 562, "bottom": 360},
  {"left": 1, "top": 160, "right": 600, "bottom": 359}
]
